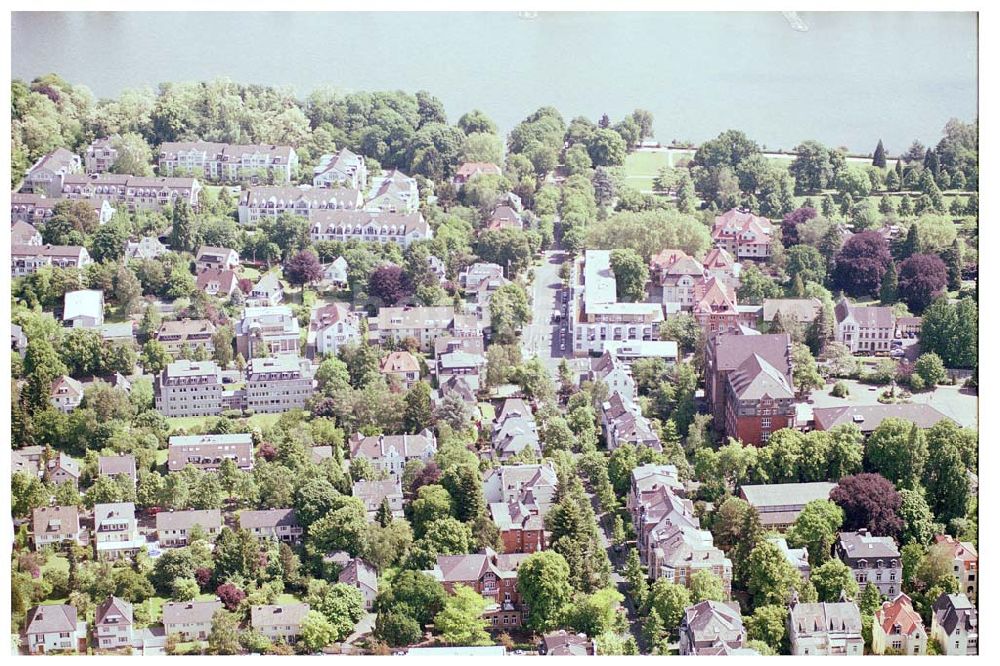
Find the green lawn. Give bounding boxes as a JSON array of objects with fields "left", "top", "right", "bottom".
[
  {"left": 40, "top": 553, "right": 70, "bottom": 576},
  {"left": 274, "top": 593, "right": 302, "bottom": 605},
  {"left": 165, "top": 412, "right": 285, "bottom": 433}
]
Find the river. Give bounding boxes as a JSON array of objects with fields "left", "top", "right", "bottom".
[{"left": 11, "top": 11, "right": 977, "bottom": 153}]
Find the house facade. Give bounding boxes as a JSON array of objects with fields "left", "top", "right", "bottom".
[
  {"left": 251, "top": 604, "right": 310, "bottom": 643},
  {"left": 24, "top": 148, "right": 82, "bottom": 197},
  {"left": 836, "top": 529, "right": 902, "bottom": 597},
  {"left": 348, "top": 429, "right": 438, "bottom": 477},
  {"left": 236, "top": 306, "right": 301, "bottom": 358},
  {"left": 313, "top": 148, "right": 367, "bottom": 189},
  {"left": 308, "top": 302, "right": 361, "bottom": 357},
  {"left": 156, "top": 509, "right": 223, "bottom": 547},
  {"left": 167, "top": 433, "right": 255, "bottom": 473},
  {"left": 154, "top": 360, "right": 223, "bottom": 418},
  {"left": 873, "top": 593, "right": 927, "bottom": 655},
  {"left": 85, "top": 138, "right": 118, "bottom": 174},
  {"left": 238, "top": 185, "right": 363, "bottom": 225},
  {"left": 931, "top": 593, "right": 978, "bottom": 656},
  {"left": 788, "top": 600, "right": 864, "bottom": 656},
  {"left": 244, "top": 355, "right": 315, "bottom": 414},
  {"left": 158, "top": 141, "right": 297, "bottom": 183},
  {"left": 61, "top": 173, "right": 201, "bottom": 213},
  {"left": 163, "top": 600, "right": 222, "bottom": 642},
  {"left": 239, "top": 509, "right": 303, "bottom": 543},
  {"left": 711, "top": 208, "right": 774, "bottom": 259},
  {"left": 93, "top": 502, "right": 145, "bottom": 561},
  {"left": 24, "top": 604, "right": 87, "bottom": 655},
  {"left": 156, "top": 318, "right": 217, "bottom": 357},
  {"left": 934, "top": 535, "right": 978, "bottom": 601},
  {"left": 94, "top": 596, "right": 134, "bottom": 651},
  {"left": 425, "top": 549, "right": 530, "bottom": 628},
  {"left": 32, "top": 505, "right": 86, "bottom": 549},
  {"left": 308, "top": 209, "right": 432, "bottom": 247},
  {"left": 11, "top": 244, "right": 92, "bottom": 277},
  {"left": 834, "top": 298, "right": 896, "bottom": 354},
  {"left": 679, "top": 601, "right": 748, "bottom": 656}
]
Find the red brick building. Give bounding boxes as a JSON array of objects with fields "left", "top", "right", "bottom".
[
  {"left": 490, "top": 502, "right": 546, "bottom": 553},
  {"left": 425, "top": 549, "right": 531, "bottom": 628}
]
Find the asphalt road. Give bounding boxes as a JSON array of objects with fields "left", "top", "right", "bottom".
[{"left": 522, "top": 250, "right": 571, "bottom": 373}]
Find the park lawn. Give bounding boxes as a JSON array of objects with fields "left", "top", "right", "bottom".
[
  {"left": 165, "top": 413, "right": 286, "bottom": 433},
  {"left": 623, "top": 150, "right": 671, "bottom": 180}
]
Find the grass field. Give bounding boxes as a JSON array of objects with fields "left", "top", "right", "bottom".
[{"left": 164, "top": 412, "right": 284, "bottom": 433}]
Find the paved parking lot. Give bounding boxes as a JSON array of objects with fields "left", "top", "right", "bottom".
[{"left": 806, "top": 379, "right": 977, "bottom": 429}]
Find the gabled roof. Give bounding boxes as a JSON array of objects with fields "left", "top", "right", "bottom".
[
  {"left": 99, "top": 455, "right": 137, "bottom": 480},
  {"left": 339, "top": 558, "right": 379, "bottom": 592},
  {"left": 789, "top": 602, "right": 863, "bottom": 636},
  {"left": 932, "top": 594, "right": 978, "bottom": 636},
  {"left": 156, "top": 509, "right": 223, "bottom": 532},
  {"left": 380, "top": 350, "right": 420, "bottom": 374},
  {"left": 163, "top": 600, "right": 222, "bottom": 626},
  {"left": 709, "top": 333, "right": 791, "bottom": 375},
  {"left": 239, "top": 508, "right": 299, "bottom": 530},
  {"left": 195, "top": 267, "right": 238, "bottom": 294},
  {"left": 877, "top": 594, "right": 924, "bottom": 637},
  {"left": 834, "top": 297, "right": 895, "bottom": 329},
  {"left": 25, "top": 604, "right": 78, "bottom": 635},
  {"left": 703, "top": 247, "right": 735, "bottom": 270},
  {"left": 812, "top": 404, "right": 953, "bottom": 432},
  {"left": 96, "top": 596, "right": 134, "bottom": 627},
  {"left": 727, "top": 353, "right": 795, "bottom": 400}
]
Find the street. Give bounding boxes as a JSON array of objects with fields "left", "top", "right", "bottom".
[{"left": 522, "top": 250, "right": 571, "bottom": 374}]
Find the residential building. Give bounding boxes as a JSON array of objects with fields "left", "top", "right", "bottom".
[
  {"left": 63, "top": 289, "right": 104, "bottom": 328},
  {"left": 365, "top": 169, "right": 419, "bottom": 213},
  {"left": 788, "top": 599, "right": 864, "bottom": 656},
  {"left": 158, "top": 141, "right": 297, "bottom": 183},
  {"left": 244, "top": 355, "right": 315, "bottom": 414},
  {"left": 601, "top": 392, "right": 662, "bottom": 452},
  {"left": 319, "top": 256, "right": 349, "bottom": 289},
  {"left": 94, "top": 596, "right": 134, "bottom": 651},
  {"left": 738, "top": 482, "right": 837, "bottom": 531},
  {"left": 489, "top": 501, "right": 547, "bottom": 554},
  {"left": 24, "top": 604, "right": 87, "bottom": 655},
  {"left": 353, "top": 478, "right": 405, "bottom": 521},
  {"left": 762, "top": 297, "right": 823, "bottom": 329},
  {"left": 483, "top": 455, "right": 557, "bottom": 555},
  {"left": 690, "top": 275, "right": 759, "bottom": 336},
  {"left": 23, "top": 147, "right": 82, "bottom": 197},
  {"left": 32, "top": 505, "right": 86, "bottom": 549},
  {"left": 379, "top": 350, "right": 421, "bottom": 388},
  {"left": 627, "top": 464, "right": 684, "bottom": 529},
  {"left": 51, "top": 375, "right": 85, "bottom": 413},
  {"left": 85, "top": 138, "right": 118, "bottom": 173},
  {"left": 633, "top": 484, "right": 701, "bottom": 577},
  {"left": 156, "top": 318, "right": 217, "bottom": 357},
  {"left": 930, "top": 593, "right": 978, "bottom": 656},
  {"left": 348, "top": 429, "right": 438, "bottom": 477},
  {"left": 573, "top": 250, "right": 662, "bottom": 355},
  {"left": 308, "top": 209, "right": 432, "bottom": 247},
  {"left": 124, "top": 235, "right": 169, "bottom": 260},
  {"left": 873, "top": 593, "right": 927, "bottom": 655},
  {"left": 313, "top": 148, "right": 367, "bottom": 189},
  {"left": 12, "top": 323, "right": 28, "bottom": 355},
  {"left": 98, "top": 455, "right": 137, "bottom": 487},
  {"left": 11, "top": 220, "right": 43, "bottom": 245},
  {"left": 236, "top": 306, "right": 301, "bottom": 358},
  {"left": 459, "top": 262, "right": 506, "bottom": 292},
  {"left": 338, "top": 558, "right": 379, "bottom": 610},
  {"left": 247, "top": 272, "right": 283, "bottom": 307},
  {"left": 540, "top": 631, "right": 598, "bottom": 656},
  {"left": 679, "top": 601, "right": 748, "bottom": 656},
  {"left": 486, "top": 205, "right": 523, "bottom": 231},
  {"left": 195, "top": 267, "right": 238, "bottom": 299},
  {"left": 602, "top": 340, "right": 679, "bottom": 365},
  {"left": 895, "top": 316, "right": 922, "bottom": 338},
  {"left": 424, "top": 548, "right": 530, "bottom": 628},
  {"left": 934, "top": 535, "right": 978, "bottom": 601},
  {"left": 45, "top": 453, "right": 81, "bottom": 488},
  {"left": 591, "top": 351, "right": 637, "bottom": 404},
  {"left": 195, "top": 245, "right": 240, "bottom": 272},
  {"left": 11, "top": 192, "right": 115, "bottom": 226},
  {"left": 437, "top": 350, "right": 486, "bottom": 392},
  {"left": 492, "top": 398, "right": 541, "bottom": 460},
  {"left": 834, "top": 297, "right": 896, "bottom": 354},
  {"left": 251, "top": 603, "right": 310, "bottom": 643},
  {"left": 11, "top": 243, "right": 92, "bottom": 277},
  {"left": 702, "top": 247, "right": 742, "bottom": 288},
  {"left": 770, "top": 536, "right": 811, "bottom": 579},
  {"left": 453, "top": 162, "right": 501, "bottom": 188},
  {"left": 724, "top": 351, "right": 796, "bottom": 445},
  {"left": 653, "top": 249, "right": 706, "bottom": 309},
  {"left": 711, "top": 208, "right": 774, "bottom": 259},
  {"left": 812, "top": 404, "right": 954, "bottom": 436},
  {"left": 238, "top": 185, "right": 363, "bottom": 225},
  {"left": 156, "top": 509, "right": 223, "bottom": 547},
  {"left": 93, "top": 502, "right": 145, "bottom": 561},
  {"left": 369, "top": 306, "right": 466, "bottom": 351},
  {"left": 647, "top": 523, "right": 733, "bottom": 594},
  {"left": 836, "top": 529, "right": 902, "bottom": 597},
  {"left": 167, "top": 433, "right": 254, "bottom": 473},
  {"left": 12, "top": 445, "right": 43, "bottom": 478},
  {"left": 163, "top": 600, "right": 223, "bottom": 642},
  {"left": 61, "top": 173, "right": 201, "bottom": 213},
  {"left": 239, "top": 509, "right": 303, "bottom": 543},
  {"left": 154, "top": 360, "right": 223, "bottom": 418},
  {"left": 705, "top": 332, "right": 792, "bottom": 428},
  {"left": 308, "top": 302, "right": 361, "bottom": 357}
]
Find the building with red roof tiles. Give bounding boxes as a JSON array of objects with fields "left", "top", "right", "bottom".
[
  {"left": 873, "top": 593, "right": 927, "bottom": 655},
  {"left": 711, "top": 208, "right": 774, "bottom": 259},
  {"left": 934, "top": 535, "right": 978, "bottom": 601}
]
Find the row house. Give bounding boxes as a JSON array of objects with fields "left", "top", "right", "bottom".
[
  {"left": 85, "top": 138, "right": 118, "bottom": 173},
  {"left": 51, "top": 375, "right": 85, "bottom": 413},
  {"left": 308, "top": 302, "right": 361, "bottom": 357},
  {"left": 156, "top": 318, "right": 217, "bottom": 357},
  {"left": 873, "top": 593, "right": 927, "bottom": 655},
  {"left": 679, "top": 601, "right": 750, "bottom": 656},
  {"left": 124, "top": 235, "right": 169, "bottom": 260},
  {"left": 93, "top": 502, "right": 145, "bottom": 561},
  {"left": 689, "top": 276, "right": 759, "bottom": 336},
  {"left": 492, "top": 398, "right": 541, "bottom": 460},
  {"left": 23, "top": 604, "right": 87, "bottom": 655},
  {"left": 11, "top": 244, "right": 92, "bottom": 277},
  {"left": 163, "top": 600, "right": 222, "bottom": 642},
  {"left": 61, "top": 173, "right": 201, "bottom": 213},
  {"left": 251, "top": 603, "right": 310, "bottom": 643},
  {"left": 158, "top": 141, "right": 297, "bottom": 183},
  {"left": 365, "top": 169, "right": 419, "bottom": 214},
  {"left": 308, "top": 208, "right": 432, "bottom": 247},
  {"left": 834, "top": 297, "right": 896, "bottom": 354},
  {"left": 369, "top": 306, "right": 470, "bottom": 352},
  {"left": 931, "top": 593, "right": 978, "bottom": 656},
  {"left": 601, "top": 392, "right": 662, "bottom": 452},
  {"left": 724, "top": 352, "right": 796, "bottom": 445},
  {"left": 934, "top": 535, "right": 978, "bottom": 601},
  {"left": 94, "top": 596, "right": 134, "bottom": 652},
  {"left": 353, "top": 478, "right": 405, "bottom": 521},
  {"left": 425, "top": 548, "right": 530, "bottom": 628},
  {"left": 236, "top": 305, "right": 301, "bottom": 359},
  {"left": 836, "top": 529, "right": 902, "bottom": 597},
  {"left": 155, "top": 359, "right": 223, "bottom": 418},
  {"left": 195, "top": 245, "right": 240, "bottom": 272},
  {"left": 167, "top": 433, "right": 255, "bottom": 473},
  {"left": 313, "top": 148, "right": 368, "bottom": 189},
  {"left": 739, "top": 482, "right": 837, "bottom": 532},
  {"left": 11, "top": 220, "right": 42, "bottom": 245},
  {"left": 573, "top": 250, "right": 663, "bottom": 355},
  {"left": 196, "top": 267, "right": 238, "bottom": 299},
  {"left": 23, "top": 147, "right": 82, "bottom": 197},
  {"left": 239, "top": 508, "right": 303, "bottom": 543},
  {"left": 32, "top": 505, "right": 86, "bottom": 550},
  {"left": 338, "top": 558, "right": 379, "bottom": 610},
  {"left": 453, "top": 161, "right": 501, "bottom": 189},
  {"left": 247, "top": 272, "right": 284, "bottom": 307},
  {"left": 238, "top": 185, "right": 363, "bottom": 225},
  {"left": 156, "top": 509, "right": 223, "bottom": 547},
  {"left": 379, "top": 350, "right": 421, "bottom": 389},
  {"left": 787, "top": 598, "right": 864, "bottom": 656},
  {"left": 711, "top": 208, "right": 774, "bottom": 260},
  {"left": 11, "top": 192, "right": 115, "bottom": 226},
  {"left": 705, "top": 332, "right": 791, "bottom": 429},
  {"left": 348, "top": 429, "right": 438, "bottom": 478},
  {"left": 244, "top": 355, "right": 315, "bottom": 414}
]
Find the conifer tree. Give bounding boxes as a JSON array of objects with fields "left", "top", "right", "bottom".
[{"left": 872, "top": 139, "right": 887, "bottom": 168}]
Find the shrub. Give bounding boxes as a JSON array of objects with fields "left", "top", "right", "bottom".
[{"left": 831, "top": 381, "right": 850, "bottom": 398}]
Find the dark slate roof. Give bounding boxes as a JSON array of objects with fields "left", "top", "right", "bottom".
[{"left": 813, "top": 404, "right": 954, "bottom": 433}]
